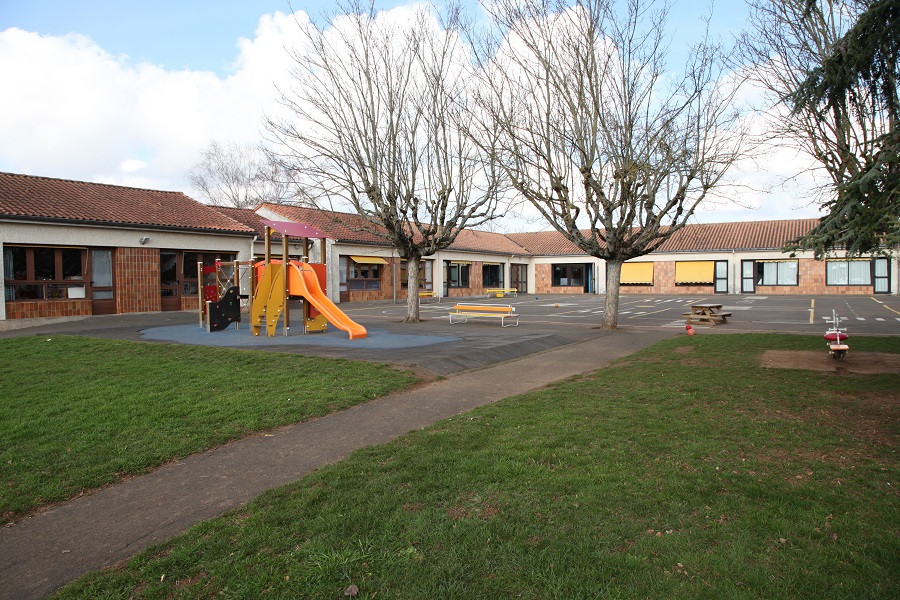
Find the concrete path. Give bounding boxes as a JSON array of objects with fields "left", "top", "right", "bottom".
[{"left": 0, "top": 321, "right": 673, "bottom": 599}]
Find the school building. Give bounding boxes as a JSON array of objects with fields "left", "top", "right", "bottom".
[{"left": 1, "top": 171, "right": 896, "bottom": 323}]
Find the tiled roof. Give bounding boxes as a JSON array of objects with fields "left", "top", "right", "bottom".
[
  {"left": 449, "top": 228, "right": 529, "bottom": 255},
  {"left": 0, "top": 172, "right": 254, "bottom": 234},
  {"left": 260, "top": 204, "right": 530, "bottom": 255},
  {"left": 657, "top": 219, "right": 819, "bottom": 252},
  {"left": 506, "top": 231, "right": 585, "bottom": 255},
  {"left": 213, "top": 206, "right": 270, "bottom": 237},
  {"left": 508, "top": 219, "right": 819, "bottom": 255},
  {"left": 260, "top": 204, "right": 391, "bottom": 246}
]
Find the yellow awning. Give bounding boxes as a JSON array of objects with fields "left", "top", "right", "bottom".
[
  {"left": 620, "top": 262, "right": 654, "bottom": 284},
  {"left": 450, "top": 260, "right": 472, "bottom": 265},
  {"left": 350, "top": 255, "right": 388, "bottom": 265},
  {"left": 675, "top": 261, "right": 715, "bottom": 284}
]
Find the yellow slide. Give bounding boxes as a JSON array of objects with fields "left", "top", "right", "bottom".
[{"left": 287, "top": 263, "right": 368, "bottom": 340}]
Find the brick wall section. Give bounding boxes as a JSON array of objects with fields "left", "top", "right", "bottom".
[
  {"left": 5, "top": 299, "right": 92, "bottom": 319},
  {"left": 115, "top": 247, "right": 161, "bottom": 314}
]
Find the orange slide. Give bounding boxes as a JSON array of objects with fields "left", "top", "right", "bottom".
[{"left": 287, "top": 262, "right": 367, "bottom": 340}]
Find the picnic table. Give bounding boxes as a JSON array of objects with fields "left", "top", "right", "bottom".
[{"left": 683, "top": 303, "right": 732, "bottom": 326}]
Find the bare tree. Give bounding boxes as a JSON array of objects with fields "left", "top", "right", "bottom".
[
  {"left": 266, "top": 1, "right": 504, "bottom": 322},
  {"left": 475, "top": 0, "right": 747, "bottom": 329},
  {"left": 742, "top": 0, "right": 898, "bottom": 257},
  {"left": 188, "top": 140, "right": 307, "bottom": 209}
]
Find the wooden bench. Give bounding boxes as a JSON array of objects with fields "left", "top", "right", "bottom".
[
  {"left": 485, "top": 288, "right": 518, "bottom": 298},
  {"left": 449, "top": 303, "right": 518, "bottom": 327},
  {"left": 682, "top": 303, "right": 732, "bottom": 326},
  {"left": 418, "top": 290, "right": 440, "bottom": 303}
]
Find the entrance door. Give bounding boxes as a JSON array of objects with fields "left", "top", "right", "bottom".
[
  {"left": 90, "top": 249, "right": 115, "bottom": 315},
  {"left": 160, "top": 251, "right": 181, "bottom": 311},
  {"left": 741, "top": 260, "right": 755, "bottom": 294},
  {"left": 511, "top": 263, "right": 527, "bottom": 293},
  {"left": 715, "top": 261, "right": 728, "bottom": 293}
]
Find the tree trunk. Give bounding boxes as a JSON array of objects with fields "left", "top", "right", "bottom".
[
  {"left": 404, "top": 258, "right": 421, "bottom": 323},
  {"left": 602, "top": 259, "right": 622, "bottom": 330}
]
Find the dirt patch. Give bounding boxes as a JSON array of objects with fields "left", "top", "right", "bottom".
[{"left": 760, "top": 351, "right": 900, "bottom": 375}]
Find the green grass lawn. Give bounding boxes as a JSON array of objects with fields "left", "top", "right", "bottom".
[
  {"left": 50, "top": 333, "right": 900, "bottom": 599},
  {"left": 0, "top": 336, "right": 418, "bottom": 519}
]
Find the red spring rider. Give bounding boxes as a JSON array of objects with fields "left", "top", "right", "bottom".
[{"left": 823, "top": 309, "right": 849, "bottom": 359}]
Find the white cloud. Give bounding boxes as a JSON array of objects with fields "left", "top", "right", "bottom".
[
  {"left": 0, "top": 8, "right": 826, "bottom": 225},
  {"left": 0, "top": 11, "right": 304, "bottom": 192}
]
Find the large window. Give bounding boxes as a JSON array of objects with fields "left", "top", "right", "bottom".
[
  {"left": 553, "top": 264, "right": 584, "bottom": 287},
  {"left": 348, "top": 257, "right": 383, "bottom": 291},
  {"left": 826, "top": 259, "right": 872, "bottom": 286},
  {"left": 182, "top": 252, "right": 236, "bottom": 296},
  {"left": 400, "top": 260, "right": 433, "bottom": 290},
  {"left": 757, "top": 260, "right": 798, "bottom": 286},
  {"left": 620, "top": 262, "right": 654, "bottom": 286},
  {"left": 446, "top": 261, "right": 470, "bottom": 288},
  {"left": 3, "top": 246, "right": 86, "bottom": 300},
  {"left": 482, "top": 263, "right": 503, "bottom": 287}
]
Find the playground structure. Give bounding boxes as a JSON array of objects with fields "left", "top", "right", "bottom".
[
  {"left": 200, "top": 260, "right": 253, "bottom": 331},
  {"left": 200, "top": 220, "right": 367, "bottom": 340},
  {"left": 823, "top": 309, "right": 850, "bottom": 359}
]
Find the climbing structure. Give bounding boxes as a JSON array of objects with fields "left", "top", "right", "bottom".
[{"left": 249, "top": 219, "right": 367, "bottom": 340}]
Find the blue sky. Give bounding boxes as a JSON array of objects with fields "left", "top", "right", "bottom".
[
  {"left": 1, "top": 1, "right": 748, "bottom": 75},
  {"left": 0, "top": 0, "right": 822, "bottom": 226}
]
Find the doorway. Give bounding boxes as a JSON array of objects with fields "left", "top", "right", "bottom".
[
  {"left": 90, "top": 249, "right": 115, "bottom": 315},
  {"left": 160, "top": 251, "right": 181, "bottom": 311}
]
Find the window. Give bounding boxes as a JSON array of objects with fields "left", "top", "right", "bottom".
[
  {"left": 620, "top": 262, "right": 654, "bottom": 285},
  {"left": 757, "top": 260, "right": 798, "bottom": 286},
  {"left": 482, "top": 263, "right": 503, "bottom": 287},
  {"left": 826, "top": 259, "right": 872, "bottom": 286},
  {"left": 446, "top": 262, "right": 470, "bottom": 288},
  {"left": 182, "top": 252, "right": 236, "bottom": 296},
  {"left": 348, "top": 258, "right": 381, "bottom": 290},
  {"left": 3, "top": 246, "right": 86, "bottom": 300},
  {"left": 675, "top": 261, "right": 715, "bottom": 285},
  {"left": 553, "top": 264, "right": 584, "bottom": 287},
  {"left": 400, "top": 260, "right": 433, "bottom": 290}
]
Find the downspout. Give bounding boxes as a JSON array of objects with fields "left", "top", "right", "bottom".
[{"left": 392, "top": 247, "right": 397, "bottom": 304}]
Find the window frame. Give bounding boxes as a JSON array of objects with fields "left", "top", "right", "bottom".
[
  {"left": 552, "top": 264, "right": 585, "bottom": 287},
  {"left": 348, "top": 258, "right": 382, "bottom": 291},
  {"left": 825, "top": 259, "right": 873, "bottom": 287},
  {"left": 3, "top": 245, "right": 87, "bottom": 301},
  {"left": 756, "top": 260, "right": 799, "bottom": 287}
]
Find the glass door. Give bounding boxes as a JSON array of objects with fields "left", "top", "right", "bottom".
[
  {"left": 715, "top": 261, "right": 728, "bottom": 293},
  {"left": 741, "top": 260, "right": 755, "bottom": 294},
  {"left": 160, "top": 251, "right": 181, "bottom": 311},
  {"left": 90, "top": 249, "right": 115, "bottom": 314},
  {"left": 874, "top": 258, "right": 889, "bottom": 293}
]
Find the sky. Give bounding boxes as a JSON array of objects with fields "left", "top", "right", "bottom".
[{"left": 0, "top": 0, "right": 825, "bottom": 230}]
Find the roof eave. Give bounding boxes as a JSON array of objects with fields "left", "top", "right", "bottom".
[{"left": 0, "top": 214, "right": 255, "bottom": 237}]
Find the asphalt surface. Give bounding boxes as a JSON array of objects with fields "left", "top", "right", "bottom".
[{"left": 1, "top": 293, "right": 898, "bottom": 598}]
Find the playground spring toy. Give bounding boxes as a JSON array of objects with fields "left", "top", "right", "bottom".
[{"left": 823, "top": 309, "right": 849, "bottom": 359}]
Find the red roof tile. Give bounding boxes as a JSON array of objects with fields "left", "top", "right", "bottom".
[
  {"left": 509, "top": 219, "right": 819, "bottom": 255},
  {"left": 658, "top": 219, "right": 819, "bottom": 252},
  {"left": 260, "top": 204, "right": 391, "bottom": 246},
  {"left": 506, "top": 231, "right": 585, "bottom": 255},
  {"left": 0, "top": 172, "right": 254, "bottom": 234}
]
